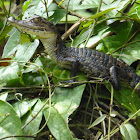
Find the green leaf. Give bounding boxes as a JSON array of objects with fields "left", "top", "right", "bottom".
[
  {"left": 88, "top": 114, "right": 107, "bottom": 129},
  {"left": 0, "top": 100, "right": 23, "bottom": 139},
  {"left": 81, "top": 29, "right": 109, "bottom": 48},
  {"left": 22, "top": 72, "right": 47, "bottom": 86},
  {"left": 73, "top": 28, "right": 92, "bottom": 47},
  {"left": 20, "top": 33, "right": 31, "bottom": 44},
  {"left": 0, "top": 63, "right": 20, "bottom": 85},
  {"left": 103, "top": 21, "right": 135, "bottom": 53},
  {"left": 50, "top": 9, "right": 66, "bottom": 25},
  {"left": 120, "top": 124, "right": 138, "bottom": 140},
  {"left": 73, "top": 0, "right": 98, "bottom": 10},
  {"left": 44, "top": 107, "right": 73, "bottom": 140},
  {"left": 23, "top": 55, "right": 55, "bottom": 73},
  {"left": 15, "top": 39, "right": 39, "bottom": 62},
  {"left": 23, "top": 56, "right": 44, "bottom": 73},
  {"left": 128, "top": 1, "right": 140, "bottom": 19},
  {"left": 44, "top": 85, "right": 85, "bottom": 139},
  {"left": 52, "top": 85, "right": 85, "bottom": 119},
  {"left": 119, "top": 32, "right": 140, "bottom": 65},
  {"left": 12, "top": 99, "right": 38, "bottom": 117},
  {"left": 22, "top": 0, "right": 53, "bottom": 19},
  {"left": 21, "top": 99, "right": 43, "bottom": 137},
  {"left": 109, "top": 84, "right": 140, "bottom": 113},
  {"left": 101, "top": 0, "right": 130, "bottom": 17},
  {"left": 22, "top": 0, "right": 32, "bottom": 14},
  {"left": 89, "top": 8, "right": 115, "bottom": 19},
  {"left": 0, "top": 93, "right": 8, "bottom": 101},
  {"left": 0, "top": 24, "right": 13, "bottom": 40},
  {"left": 58, "top": 0, "right": 81, "bottom": 11},
  {"left": 2, "top": 29, "right": 20, "bottom": 58},
  {"left": 119, "top": 43, "right": 140, "bottom": 65},
  {"left": 53, "top": 66, "right": 70, "bottom": 80}
]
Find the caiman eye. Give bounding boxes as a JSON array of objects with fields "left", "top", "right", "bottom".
[
  {"left": 45, "top": 26, "right": 50, "bottom": 31},
  {"left": 31, "top": 17, "right": 41, "bottom": 23}
]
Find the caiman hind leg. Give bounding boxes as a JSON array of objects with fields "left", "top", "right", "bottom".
[
  {"left": 109, "top": 66, "right": 121, "bottom": 90},
  {"left": 109, "top": 65, "right": 140, "bottom": 92},
  {"left": 69, "top": 60, "right": 79, "bottom": 82}
]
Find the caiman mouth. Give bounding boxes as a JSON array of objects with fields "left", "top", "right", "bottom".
[
  {"left": 8, "top": 16, "right": 45, "bottom": 30},
  {"left": 8, "top": 16, "right": 56, "bottom": 38}
]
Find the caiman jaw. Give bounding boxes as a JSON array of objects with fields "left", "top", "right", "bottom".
[
  {"left": 8, "top": 16, "right": 59, "bottom": 62},
  {"left": 8, "top": 16, "right": 56, "bottom": 39}
]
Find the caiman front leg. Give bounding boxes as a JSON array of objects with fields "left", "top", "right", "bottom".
[
  {"left": 57, "top": 56, "right": 79, "bottom": 83},
  {"left": 70, "top": 60, "right": 79, "bottom": 79}
]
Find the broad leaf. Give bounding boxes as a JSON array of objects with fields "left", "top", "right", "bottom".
[
  {"left": 0, "top": 24, "right": 13, "bottom": 40},
  {"left": 101, "top": 0, "right": 130, "bottom": 17},
  {"left": 21, "top": 99, "right": 43, "bottom": 138},
  {"left": 120, "top": 124, "right": 138, "bottom": 140},
  {"left": 73, "top": 0, "right": 98, "bottom": 10},
  {"left": 44, "top": 85, "right": 85, "bottom": 139},
  {"left": 89, "top": 8, "right": 115, "bottom": 19},
  {"left": 119, "top": 44, "right": 140, "bottom": 65},
  {"left": 88, "top": 114, "right": 107, "bottom": 129},
  {"left": 15, "top": 39, "right": 39, "bottom": 62},
  {"left": 0, "top": 93, "right": 8, "bottom": 101},
  {"left": 103, "top": 21, "right": 135, "bottom": 53},
  {"left": 22, "top": 72, "right": 47, "bottom": 86},
  {"left": 0, "top": 62, "right": 20, "bottom": 85},
  {"left": 73, "top": 28, "right": 92, "bottom": 47},
  {"left": 50, "top": 9, "right": 66, "bottom": 25},
  {"left": 2, "top": 29, "right": 20, "bottom": 58},
  {"left": 108, "top": 84, "right": 140, "bottom": 113},
  {"left": 22, "top": 0, "right": 54, "bottom": 19},
  {"left": 0, "top": 100, "right": 23, "bottom": 139},
  {"left": 128, "top": 1, "right": 140, "bottom": 19},
  {"left": 119, "top": 33, "right": 140, "bottom": 65},
  {"left": 22, "top": 0, "right": 32, "bottom": 14},
  {"left": 44, "top": 107, "right": 73, "bottom": 140},
  {"left": 13, "top": 99, "right": 38, "bottom": 117}
]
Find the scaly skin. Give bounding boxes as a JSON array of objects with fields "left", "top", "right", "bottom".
[{"left": 8, "top": 16, "right": 140, "bottom": 93}]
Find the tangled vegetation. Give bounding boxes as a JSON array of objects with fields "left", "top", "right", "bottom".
[{"left": 0, "top": 0, "right": 140, "bottom": 139}]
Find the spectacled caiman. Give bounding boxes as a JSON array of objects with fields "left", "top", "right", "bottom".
[{"left": 8, "top": 16, "right": 140, "bottom": 93}]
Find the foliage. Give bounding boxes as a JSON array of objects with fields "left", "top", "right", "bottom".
[{"left": 0, "top": 0, "right": 140, "bottom": 139}]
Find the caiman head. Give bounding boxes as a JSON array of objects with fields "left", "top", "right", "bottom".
[
  {"left": 8, "top": 16, "right": 58, "bottom": 39},
  {"left": 8, "top": 16, "right": 61, "bottom": 61}
]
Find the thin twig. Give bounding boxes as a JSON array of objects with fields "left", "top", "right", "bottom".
[
  {"left": 98, "top": 101, "right": 126, "bottom": 121},
  {"left": 0, "top": 0, "right": 11, "bottom": 36},
  {"left": 84, "top": 0, "right": 103, "bottom": 47},
  {"left": 0, "top": 135, "right": 43, "bottom": 140},
  {"left": 22, "top": 66, "right": 53, "bottom": 131},
  {"left": 95, "top": 101, "right": 106, "bottom": 136},
  {"left": 117, "top": 10, "right": 129, "bottom": 17},
  {"left": 54, "top": 0, "right": 84, "bottom": 19},
  {"left": 61, "top": 17, "right": 85, "bottom": 41},
  {"left": 84, "top": 83, "right": 92, "bottom": 128},
  {"left": 102, "top": 109, "right": 140, "bottom": 139},
  {"left": 112, "top": 30, "right": 139, "bottom": 53},
  {"left": 43, "top": 0, "right": 49, "bottom": 19},
  {"left": 108, "top": 85, "right": 114, "bottom": 140},
  {"left": 65, "top": 0, "right": 70, "bottom": 31},
  {"left": 89, "top": 84, "right": 97, "bottom": 125},
  {"left": 88, "top": 31, "right": 113, "bottom": 49}
]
